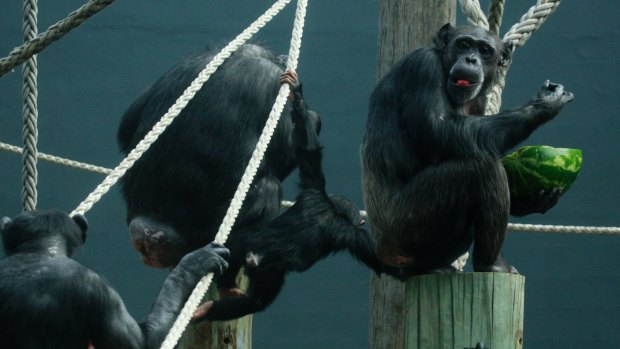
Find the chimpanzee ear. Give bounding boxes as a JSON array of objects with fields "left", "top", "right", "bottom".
[
  {"left": 434, "top": 23, "right": 455, "bottom": 50},
  {"left": 72, "top": 214, "right": 88, "bottom": 243},
  {"left": 499, "top": 41, "right": 514, "bottom": 67},
  {"left": 0, "top": 217, "right": 11, "bottom": 231}
]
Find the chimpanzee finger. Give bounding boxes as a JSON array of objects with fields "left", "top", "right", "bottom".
[{"left": 205, "top": 243, "right": 230, "bottom": 260}]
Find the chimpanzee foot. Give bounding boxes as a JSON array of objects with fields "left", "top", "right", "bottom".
[
  {"left": 401, "top": 264, "right": 459, "bottom": 277},
  {"left": 474, "top": 256, "right": 519, "bottom": 274},
  {"left": 192, "top": 301, "right": 213, "bottom": 321},
  {"left": 219, "top": 287, "right": 246, "bottom": 298}
]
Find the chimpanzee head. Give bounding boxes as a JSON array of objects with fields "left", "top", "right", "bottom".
[
  {"left": 434, "top": 23, "right": 512, "bottom": 106},
  {"left": 0, "top": 209, "right": 88, "bottom": 256}
]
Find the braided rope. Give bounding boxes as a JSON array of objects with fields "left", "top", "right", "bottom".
[
  {"left": 508, "top": 223, "right": 620, "bottom": 235},
  {"left": 487, "top": 0, "right": 505, "bottom": 34},
  {"left": 0, "top": 0, "right": 115, "bottom": 78},
  {"left": 21, "top": 0, "right": 38, "bottom": 211},
  {"left": 2, "top": 142, "right": 617, "bottom": 235},
  {"left": 485, "top": 0, "right": 561, "bottom": 115},
  {"left": 0, "top": 141, "right": 112, "bottom": 175},
  {"left": 458, "top": 0, "right": 489, "bottom": 29},
  {"left": 159, "top": 1, "right": 307, "bottom": 347},
  {"left": 70, "top": 0, "right": 294, "bottom": 218}
]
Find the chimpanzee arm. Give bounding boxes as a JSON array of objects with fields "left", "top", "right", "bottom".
[
  {"left": 142, "top": 243, "right": 229, "bottom": 347},
  {"left": 424, "top": 81, "right": 573, "bottom": 158},
  {"left": 91, "top": 244, "right": 229, "bottom": 349},
  {"left": 395, "top": 50, "right": 573, "bottom": 159},
  {"left": 281, "top": 70, "right": 325, "bottom": 191}
]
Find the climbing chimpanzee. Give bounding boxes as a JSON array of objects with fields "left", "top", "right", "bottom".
[
  {"left": 0, "top": 209, "right": 229, "bottom": 349},
  {"left": 190, "top": 71, "right": 390, "bottom": 321},
  {"left": 360, "top": 24, "right": 574, "bottom": 273},
  {"left": 117, "top": 44, "right": 319, "bottom": 294}
]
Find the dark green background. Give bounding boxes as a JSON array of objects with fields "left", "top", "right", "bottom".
[{"left": 1, "top": 1, "right": 618, "bottom": 348}]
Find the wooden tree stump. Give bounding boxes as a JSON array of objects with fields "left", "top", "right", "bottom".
[
  {"left": 404, "top": 273, "right": 525, "bottom": 349},
  {"left": 178, "top": 273, "right": 252, "bottom": 349}
]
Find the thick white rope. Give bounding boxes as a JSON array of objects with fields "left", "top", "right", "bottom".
[
  {"left": 508, "top": 223, "right": 620, "bottom": 235},
  {"left": 69, "top": 0, "right": 294, "bottom": 218},
  {"left": 458, "top": 0, "right": 489, "bottom": 29},
  {"left": 487, "top": 0, "right": 505, "bottom": 35},
  {"left": 21, "top": 0, "right": 39, "bottom": 211},
  {"left": 486, "top": 0, "right": 561, "bottom": 115},
  {"left": 0, "top": 141, "right": 112, "bottom": 175},
  {"left": 283, "top": 202, "right": 620, "bottom": 235},
  {"left": 159, "top": 1, "right": 307, "bottom": 348},
  {"left": 0, "top": 0, "right": 116, "bottom": 78}
]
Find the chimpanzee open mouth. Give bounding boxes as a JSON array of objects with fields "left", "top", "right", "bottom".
[{"left": 452, "top": 78, "right": 481, "bottom": 87}]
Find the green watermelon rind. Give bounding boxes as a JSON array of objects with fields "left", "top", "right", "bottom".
[{"left": 502, "top": 146, "right": 583, "bottom": 198}]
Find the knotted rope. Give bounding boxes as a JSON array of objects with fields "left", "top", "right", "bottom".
[
  {"left": 159, "top": 1, "right": 308, "bottom": 347},
  {"left": 21, "top": 0, "right": 39, "bottom": 211},
  {"left": 0, "top": 0, "right": 115, "bottom": 78}
]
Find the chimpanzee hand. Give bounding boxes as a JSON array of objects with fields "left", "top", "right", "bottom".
[
  {"left": 280, "top": 70, "right": 305, "bottom": 112},
  {"left": 177, "top": 243, "right": 230, "bottom": 276},
  {"left": 533, "top": 80, "right": 574, "bottom": 118},
  {"left": 510, "top": 187, "right": 563, "bottom": 217}
]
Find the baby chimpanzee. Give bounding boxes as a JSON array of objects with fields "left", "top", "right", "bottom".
[
  {"left": 0, "top": 209, "right": 229, "bottom": 349},
  {"left": 192, "top": 71, "right": 391, "bottom": 321}
]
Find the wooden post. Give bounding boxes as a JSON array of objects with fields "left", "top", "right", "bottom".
[
  {"left": 405, "top": 273, "right": 525, "bottom": 349},
  {"left": 179, "top": 273, "right": 252, "bottom": 349},
  {"left": 369, "top": 2, "right": 456, "bottom": 348}
]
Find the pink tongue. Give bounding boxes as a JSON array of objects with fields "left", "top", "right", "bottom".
[{"left": 456, "top": 79, "right": 471, "bottom": 86}]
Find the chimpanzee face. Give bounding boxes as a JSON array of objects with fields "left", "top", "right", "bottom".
[{"left": 435, "top": 24, "right": 511, "bottom": 106}]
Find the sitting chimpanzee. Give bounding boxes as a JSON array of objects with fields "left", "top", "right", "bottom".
[
  {"left": 360, "top": 24, "right": 574, "bottom": 273},
  {"left": 190, "top": 71, "right": 391, "bottom": 322},
  {"left": 117, "top": 44, "right": 319, "bottom": 297},
  {"left": 0, "top": 209, "right": 229, "bottom": 349}
]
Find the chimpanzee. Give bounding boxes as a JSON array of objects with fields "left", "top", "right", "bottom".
[
  {"left": 190, "top": 71, "right": 390, "bottom": 321},
  {"left": 0, "top": 209, "right": 229, "bottom": 349},
  {"left": 360, "top": 24, "right": 574, "bottom": 273},
  {"left": 117, "top": 44, "right": 319, "bottom": 295}
]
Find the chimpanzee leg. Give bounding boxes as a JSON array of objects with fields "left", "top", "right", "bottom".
[
  {"left": 472, "top": 163, "right": 517, "bottom": 273},
  {"left": 333, "top": 226, "right": 386, "bottom": 275},
  {"left": 196, "top": 268, "right": 286, "bottom": 321},
  {"left": 216, "top": 175, "right": 282, "bottom": 295}
]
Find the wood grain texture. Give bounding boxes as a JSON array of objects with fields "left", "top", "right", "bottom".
[{"left": 404, "top": 273, "right": 525, "bottom": 349}]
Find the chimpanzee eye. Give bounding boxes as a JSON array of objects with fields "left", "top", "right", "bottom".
[
  {"left": 479, "top": 45, "right": 493, "bottom": 58},
  {"left": 456, "top": 41, "right": 469, "bottom": 51}
]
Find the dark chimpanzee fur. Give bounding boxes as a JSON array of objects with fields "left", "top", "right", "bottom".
[
  {"left": 0, "top": 209, "right": 229, "bottom": 349},
  {"left": 117, "top": 44, "right": 319, "bottom": 295},
  {"left": 360, "top": 24, "right": 574, "bottom": 273},
  {"left": 190, "top": 71, "right": 389, "bottom": 322}
]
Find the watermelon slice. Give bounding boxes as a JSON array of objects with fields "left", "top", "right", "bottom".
[{"left": 502, "top": 146, "right": 583, "bottom": 198}]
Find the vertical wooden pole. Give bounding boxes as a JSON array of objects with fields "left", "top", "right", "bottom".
[
  {"left": 369, "top": 1, "right": 456, "bottom": 348},
  {"left": 179, "top": 273, "right": 252, "bottom": 349}
]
